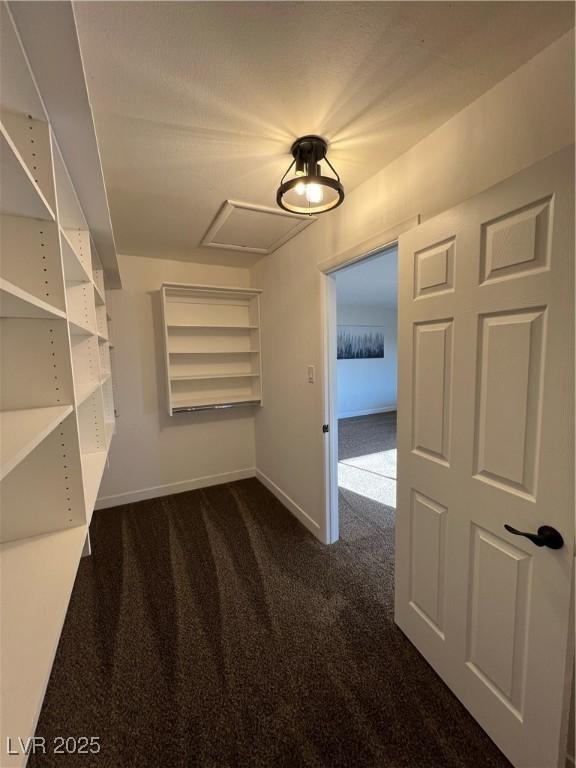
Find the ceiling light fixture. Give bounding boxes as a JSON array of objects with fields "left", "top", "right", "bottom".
[{"left": 276, "top": 135, "right": 344, "bottom": 215}]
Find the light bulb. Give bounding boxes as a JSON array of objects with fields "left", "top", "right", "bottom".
[
  {"left": 295, "top": 181, "right": 306, "bottom": 196},
  {"left": 305, "top": 183, "right": 323, "bottom": 204}
]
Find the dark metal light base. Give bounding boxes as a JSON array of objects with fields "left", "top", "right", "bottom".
[{"left": 290, "top": 135, "right": 328, "bottom": 161}]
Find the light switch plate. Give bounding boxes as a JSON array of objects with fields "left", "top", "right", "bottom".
[{"left": 307, "top": 365, "right": 315, "bottom": 383}]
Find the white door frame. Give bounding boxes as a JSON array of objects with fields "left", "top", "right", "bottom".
[{"left": 319, "top": 216, "right": 420, "bottom": 544}]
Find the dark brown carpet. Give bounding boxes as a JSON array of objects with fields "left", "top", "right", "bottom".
[
  {"left": 32, "top": 477, "right": 511, "bottom": 768},
  {"left": 339, "top": 411, "right": 397, "bottom": 464}
]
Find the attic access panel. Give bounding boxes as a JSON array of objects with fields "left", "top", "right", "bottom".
[{"left": 202, "top": 200, "right": 316, "bottom": 255}]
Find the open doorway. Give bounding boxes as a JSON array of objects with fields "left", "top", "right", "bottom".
[{"left": 323, "top": 244, "right": 398, "bottom": 543}]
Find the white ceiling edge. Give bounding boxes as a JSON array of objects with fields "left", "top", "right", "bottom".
[{"left": 201, "top": 200, "right": 316, "bottom": 255}]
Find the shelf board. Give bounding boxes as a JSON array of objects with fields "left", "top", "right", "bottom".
[
  {"left": 68, "top": 318, "right": 95, "bottom": 337},
  {"left": 60, "top": 230, "right": 92, "bottom": 283},
  {"left": 168, "top": 349, "right": 260, "bottom": 355},
  {"left": 170, "top": 372, "right": 260, "bottom": 381},
  {"left": 0, "top": 278, "right": 66, "bottom": 320},
  {"left": 163, "top": 282, "right": 262, "bottom": 296},
  {"left": 82, "top": 450, "right": 107, "bottom": 522},
  {"left": 172, "top": 397, "right": 261, "bottom": 412},
  {"left": 0, "top": 525, "right": 86, "bottom": 762},
  {"left": 97, "top": 332, "right": 109, "bottom": 343},
  {"left": 75, "top": 377, "right": 101, "bottom": 407},
  {"left": 0, "top": 125, "right": 55, "bottom": 221},
  {"left": 93, "top": 282, "right": 105, "bottom": 306},
  {"left": 0, "top": 405, "right": 73, "bottom": 481},
  {"left": 167, "top": 324, "right": 259, "bottom": 330}
]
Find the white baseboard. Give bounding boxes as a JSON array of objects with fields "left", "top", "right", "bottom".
[
  {"left": 255, "top": 469, "right": 324, "bottom": 542},
  {"left": 338, "top": 405, "right": 397, "bottom": 419},
  {"left": 95, "top": 468, "right": 256, "bottom": 509},
  {"left": 96, "top": 467, "right": 325, "bottom": 546}
]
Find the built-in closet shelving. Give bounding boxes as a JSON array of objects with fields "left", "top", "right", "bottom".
[
  {"left": 161, "top": 284, "right": 263, "bottom": 414},
  {"left": 0, "top": 3, "right": 121, "bottom": 764}
]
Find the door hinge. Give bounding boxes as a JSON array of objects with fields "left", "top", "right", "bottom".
[{"left": 322, "top": 424, "right": 329, "bottom": 433}]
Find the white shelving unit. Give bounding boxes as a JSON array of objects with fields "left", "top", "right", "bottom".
[
  {"left": 161, "top": 284, "right": 263, "bottom": 414},
  {"left": 0, "top": 3, "right": 121, "bottom": 765},
  {"left": 0, "top": 405, "right": 74, "bottom": 481}
]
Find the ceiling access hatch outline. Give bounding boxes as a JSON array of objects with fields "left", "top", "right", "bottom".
[{"left": 201, "top": 199, "right": 317, "bottom": 255}]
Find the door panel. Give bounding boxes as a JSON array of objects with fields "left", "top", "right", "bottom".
[
  {"left": 396, "top": 146, "right": 574, "bottom": 768},
  {"left": 410, "top": 490, "right": 447, "bottom": 639},
  {"left": 467, "top": 526, "right": 532, "bottom": 717},
  {"left": 480, "top": 197, "right": 552, "bottom": 283},
  {"left": 474, "top": 308, "right": 545, "bottom": 497},
  {"left": 414, "top": 237, "right": 455, "bottom": 297},
  {"left": 412, "top": 319, "right": 453, "bottom": 464}
]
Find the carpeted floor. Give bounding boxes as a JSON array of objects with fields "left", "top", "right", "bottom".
[
  {"left": 32, "top": 478, "right": 511, "bottom": 768},
  {"left": 338, "top": 412, "right": 397, "bottom": 509}
]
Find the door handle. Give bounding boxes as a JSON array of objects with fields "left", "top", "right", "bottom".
[{"left": 504, "top": 524, "right": 564, "bottom": 550}]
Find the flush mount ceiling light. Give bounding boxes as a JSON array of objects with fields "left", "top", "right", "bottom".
[{"left": 276, "top": 135, "right": 344, "bottom": 215}]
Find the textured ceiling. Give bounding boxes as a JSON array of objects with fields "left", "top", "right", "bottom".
[
  {"left": 74, "top": 1, "right": 574, "bottom": 267},
  {"left": 336, "top": 248, "right": 398, "bottom": 309}
]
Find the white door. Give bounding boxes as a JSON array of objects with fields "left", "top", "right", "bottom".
[{"left": 395, "top": 146, "right": 574, "bottom": 768}]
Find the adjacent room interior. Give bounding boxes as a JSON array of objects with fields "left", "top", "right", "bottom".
[
  {"left": 335, "top": 248, "right": 398, "bottom": 522},
  {"left": 0, "top": 3, "right": 574, "bottom": 768}
]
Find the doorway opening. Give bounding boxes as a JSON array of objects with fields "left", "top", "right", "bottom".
[{"left": 323, "top": 244, "right": 398, "bottom": 543}]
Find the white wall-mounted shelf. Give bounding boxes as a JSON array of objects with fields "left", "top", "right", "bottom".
[
  {"left": 0, "top": 278, "right": 66, "bottom": 320},
  {"left": 0, "top": 526, "right": 87, "bottom": 768},
  {"left": 170, "top": 373, "right": 260, "bottom": 381},
  {"left": 74, "top": 376, "right": 102, "bottom": 409},
  {"left": 68, "top": 318, "right": 94, "bottom": 337},
  {"left": 0, "top": 405, "right": 73, "bottom": 481},
  {"left": 82, "top": 450, "right": 108, "bottom": 522},
  {"left": 167, "top": 323, "right": 259, "bottom": 330},
  {"left": 161, "top": 284, "right": 263, "bottom": 415},
  {"left": 66, "top": 280, "right": 97, "bottom": 336},
  {"left": 105, "top": 421, "right": 114, "bottom": 449},
  {"left": 1, "top": 110, "right": 56, "bottom": 212},
  {"left": 11, "top": 1, "right": 121, "bottom": 287},
  {"left": 93, "top": 282, "right": 105, "bottom": 305},
  {"left": 95, "top": 303, "right": 108, "bottom": 340},
  {"left": 168, "top": 349, "right": 260, "bottom": 355},
  {"left": 172, "top": 397, "right": 262, "bottom": 413},
  {"left": 1, "top": 215, "right": 66, "bottom": 312},
  {"left": 60, "top": 229, "right": 92, "bottom": 283},
  {"left": 61, "top": 228, "right": 91, "bottom": 276},
  {"left": 0, "top": 4, "right": 120, "bottom": 762},
  {"left": 0, "top": 121, "right": 56, "bottom": 222}
]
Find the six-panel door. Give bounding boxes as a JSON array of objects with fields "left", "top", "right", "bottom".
[{"left": 395, "top": 146, "right": 574, "bottom": 768}]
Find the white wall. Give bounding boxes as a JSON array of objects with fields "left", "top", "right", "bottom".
[
  {"left": 250, "top": 32, "right": 575, "bottom": 542},
  {"left": 337, "top": 304, "right": 397, "bottom": 418},
  {"left": 97, "top": 253, "right": 255, "bottom": 507},
  {"left": 568, "top": 678, "right": 575, "bottom": 767}
]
